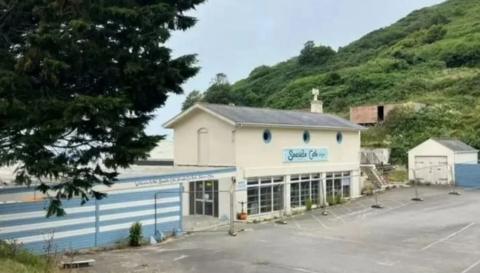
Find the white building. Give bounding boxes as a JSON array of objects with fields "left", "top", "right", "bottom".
[
  {"left": 164, "top": 98, "right": 366, "bottom": 220},
  {"left": 408, "top": 138, "right": 479, "bottom": 185}
]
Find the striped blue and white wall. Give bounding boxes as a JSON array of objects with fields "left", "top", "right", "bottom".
[{"left": 0, "top": 184, "right": 181, "bottom": 253}]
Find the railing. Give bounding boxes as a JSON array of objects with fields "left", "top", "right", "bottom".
[{"left": 361, "top": 165, "right": 387, "bottom": 189}]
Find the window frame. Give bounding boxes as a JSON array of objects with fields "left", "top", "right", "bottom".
[
  {"left": 247, "top": 176, "right": 284, "bottom": 215},
  {"left": 303, "top": 130, "right": 311, "bottom": 144},
  {"left": 336, "top": 132, "right": 343, "bottom": 144},
  {"left": 325, "top": 171, "right": 351, "bottom": 200},
  {"left": 263, "top": 129, "right": 272, "bottom": 144},
  {"left": 290, "top": 173, "right": 322, "bottom": 209}
]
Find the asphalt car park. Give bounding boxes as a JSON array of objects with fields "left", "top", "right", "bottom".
[{"left": 73, "top": 186, "right": 480, "bottom": 273}]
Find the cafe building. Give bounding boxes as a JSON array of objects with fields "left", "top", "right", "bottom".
[
  {"left": 0, "top": 95, "right": 365, "bottom": 252},
  {"left": 164, "top": 95, "right": 366, "bottom": 219}
]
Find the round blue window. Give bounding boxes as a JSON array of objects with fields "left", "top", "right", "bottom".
[
  {"left": 303, "top": 130, "right": 310, "bottom": 144},
  {"left": 263, "top": 129, "right": 272, "bottom": 143},
  {"left": 336, "top": 132, "right": 343, "bottom": 144}
]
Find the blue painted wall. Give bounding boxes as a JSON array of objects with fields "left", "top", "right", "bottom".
[
  {"left": 0, "top": 185, "right": 182, "bottom": 253},
  {"left": 455, "top": 164, "right": 480, "bottom": 188}
]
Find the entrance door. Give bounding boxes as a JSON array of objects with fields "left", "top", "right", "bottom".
[{"left": 190, "top": 181, "right": 218, "bottom": 217}]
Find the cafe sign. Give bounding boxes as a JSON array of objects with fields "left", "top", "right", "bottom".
[{"left": 283, "top": 148, "right": 328, "bottom": 163}]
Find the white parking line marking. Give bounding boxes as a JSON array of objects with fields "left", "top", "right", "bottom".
[
  {"left": 329, "top": 210, "right": 346, "bottom": 223},
  {"left": 311, "top": 214, "right": 331, "bottom": 229},
  {"left": 422, "top": 222, "right": 476, "bottom": 251},
  {"left": 376, "top": 260, "right": 396, "bottom": 267},
  {"left": 292, "top": 267, "right": 319, "bottom": 273},
  {"left": 173, "top": 255, "right": 189, "bottom": 262},
  {"left": 461, "top": 258, "right": 480, "bottom": 273},
  {"left": 338, "top": 207, "right": 371, "bottom": 220}
]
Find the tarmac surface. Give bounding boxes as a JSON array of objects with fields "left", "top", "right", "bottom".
[{"left": 72, "top": 186, "right": 480, "bottom": 273}]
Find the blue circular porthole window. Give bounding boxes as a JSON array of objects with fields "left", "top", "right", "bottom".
[
  {"left": 263, "top": 129, "right": 272, "bottom": 143},
  {"left": 303, "top": 130, "right": 310, "bottom": 144},
  {"left": 336, "top": 132, "right": 343, "bottom": 144}
]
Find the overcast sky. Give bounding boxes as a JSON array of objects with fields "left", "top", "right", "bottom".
[{"left": 147, "top": 0, "right": 445, "bottom": 137}]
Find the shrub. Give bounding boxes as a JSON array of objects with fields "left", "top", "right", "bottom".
[
  {"left": 443, "top": 43, "right": 480, "bottom": 68},
  {"left": 422, "top": 25, "right": 447, "bottom": 44},
  {"left": 0, "top": 240, "right": 56, "bottom": 273},
  {"left": 324, "top": 72, "right": 343, "bottom": 86},
  {"left": 305, "top": 198, "right": 313, "bottom": 211},
  {"left": 326, "top": 196, "right": 336, "bottom": 206},
  {"left": 298, "top": 41, "right": 336, "bottom": 65},
  {"left": 335, "top": 195, "right": 345, "bottom": 205},
  {"left": 129, "top": 222, "right": 143, "bottom": 247},
  {"left": 362, "top": 185, "right": 374, "bottom": 195}
]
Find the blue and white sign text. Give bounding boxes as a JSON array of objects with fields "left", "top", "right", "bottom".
[{"left": 283, "top": 148, "right": 329, "bottom": 163}]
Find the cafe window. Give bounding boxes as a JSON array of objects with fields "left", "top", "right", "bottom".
[
  {"left": 336, "top": 132, "right": 343, "bottom": 144},
  {"left": 326, "top": 172, "right": 351, "bottom": 201},
  {"left": 303, "top": 130, "right": 310, "bottom": 144},
  {"left": 247, "top": 176, "right": 284, "bottom": 215},
  {"left": 263, "top": 129, "right": 272, "bottom": 144},
  {"left": 290, "top": 173, "right": 321, "bottom": 208}
]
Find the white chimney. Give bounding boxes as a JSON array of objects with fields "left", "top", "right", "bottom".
[{"left": 311, "top": 88, "right": 323, "bottom": 113}]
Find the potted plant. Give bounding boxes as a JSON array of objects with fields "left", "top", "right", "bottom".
[{"left": 237, "top": 201, "right": 248, "bottom": 220}]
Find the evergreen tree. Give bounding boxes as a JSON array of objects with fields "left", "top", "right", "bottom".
[
  {"left": 202, "top": 73, "right": 232, "bottom": 104},
  {"left": 182, "top": 90, "right": 203, "bottom": 110},
  {"left": 0, "top": 0, "right": 205, "bottom": 216},
  {"left": 298, "top": 41, "right": 336, "bottom": 65}
]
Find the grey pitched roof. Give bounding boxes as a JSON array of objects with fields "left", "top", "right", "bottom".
[
  {"left": 201, "top": 103, "right": 365, "bottom": 131},
  {"left": 432, "top": 138, "right": 478, "bottom": 152}
]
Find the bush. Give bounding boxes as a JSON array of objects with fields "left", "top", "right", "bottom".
[
  {"left": 326, "top": 196, "right": 336, "bottom": 206},
  {"left": 443, "top": 43, "right": 480, "bottom": 68},
  {"left": 422, "top": 25, "right": 447, "bottom": 44},
  {"left": 298, "top": 41, "right": 336, "bottom": 65},
  {"left": 362, "top": 185, "right": 374, "bottom": 195},
  {"left": 305, "top": 198, "right": 313, "bottom": 211},
  {"left": 324, "top": 72, "right": 343, "bottom": 86},
  {"left": 0, "top": 240, "right": 56, "bottom": 273},
  {"left": 129, "top": 222, "right": 143, "bottom": 247},
  {"left": 335, "top": 195, "right": 345, "bottom": 205}
]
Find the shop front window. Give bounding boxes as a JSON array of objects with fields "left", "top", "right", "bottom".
[
  {"left": 290, "top": 173, "right": 321, "bottom": 208},
  {"left": 326, "top": 172, "right": 351, "bottom": 202},
  {"left": 342, "top": 172, "right": 351, "bottom": 197},
  {"left": 260, "top": 186, "right": 272, "bottom": 213},
  {"left": 247, "top": 176, "right": 284, "bottom": 215},
  {"left": 247, "top": 187, "right": 259, "bottom": 215},
  {"left": 290, "top": 183, "right": 300, "bottom": 208},
  {"left": 273, "top": 185, "right": 284, "bottom": 211}
]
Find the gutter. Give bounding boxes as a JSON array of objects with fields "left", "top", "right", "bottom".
[{"left": 236, "top": 122, "right": 366, "bottom": 132}]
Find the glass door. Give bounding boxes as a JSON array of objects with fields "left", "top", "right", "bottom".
[
  {"left": 191, "top": 180, "right": 217, "bottom": 217},
  {"left": 203, "top": 181, "right": 214, "bottom": 216}
]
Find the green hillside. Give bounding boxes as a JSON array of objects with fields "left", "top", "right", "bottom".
[{"left": 191, "top": 0, "right": 480, "bottom": 164}]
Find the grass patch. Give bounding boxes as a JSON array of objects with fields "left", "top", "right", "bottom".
[
  {"left": 0, "top": 241, "right": 58, "bottom": 273},
  {"left": 388, "top": 167, "right": 408, "bottom": 182}
]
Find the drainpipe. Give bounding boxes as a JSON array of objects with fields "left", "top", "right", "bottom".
[
  {"left": 229, "top": 177, "right": 237, "bottom": 236},
  {"left": 154, "top": 191, "right": 160, "bottom": 236}
]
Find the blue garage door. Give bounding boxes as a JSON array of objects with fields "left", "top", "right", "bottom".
[
  {"left": 0, "top": 184, "right": 182, "bottom": 253},
  {"left": 455, "top": 164, "right": 480, "bottom": 188}
]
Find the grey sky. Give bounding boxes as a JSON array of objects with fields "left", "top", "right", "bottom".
[{"left": 147, "top": 0, "right": 445, "bottom": 137}]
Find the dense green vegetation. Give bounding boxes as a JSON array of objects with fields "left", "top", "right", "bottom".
[
  {"left": 0, "top": 241, "right": 57, "bottom": 273},
  {"left": 192, "top": 0, "right": 480, "bottom": 164}
]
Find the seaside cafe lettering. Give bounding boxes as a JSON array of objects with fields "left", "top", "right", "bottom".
[{"left": 283, "top": 148, "right": 328, "bottom": 163}]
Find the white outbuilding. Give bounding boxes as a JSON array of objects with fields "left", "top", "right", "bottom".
[{"left": 408, "top": 138, "right": 479, "bottom": 184}]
